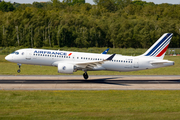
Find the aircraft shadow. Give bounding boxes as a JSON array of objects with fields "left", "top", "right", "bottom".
[
  {"left": 0, "top": 77, "right": 180, "bottom": 86},
  {"left": 0, "top": 77, "right": 128, "bottom": 86}
]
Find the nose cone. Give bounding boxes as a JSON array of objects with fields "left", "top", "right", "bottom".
[{"left": 5, "top": 55, "right": 12, "bottom": 61}]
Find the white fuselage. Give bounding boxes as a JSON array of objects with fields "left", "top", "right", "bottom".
[{"left": 5, "top": 48, "right": 174, "bottom": 72}]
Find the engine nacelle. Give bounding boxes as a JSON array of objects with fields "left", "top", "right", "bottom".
[{"left": 58, "top": 63, "right": 74, "bottom": 74}]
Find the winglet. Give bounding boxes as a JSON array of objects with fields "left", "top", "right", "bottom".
[
  {"left": 102, "top": 48, "right": 109, "bottom": 54},
  {"left": 106, "top": 54, "right": 116, "bottom": 60}
]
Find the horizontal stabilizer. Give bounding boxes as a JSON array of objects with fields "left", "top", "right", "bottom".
[{"left": 150, "top": 60, "right": 169, "bottom": 64}]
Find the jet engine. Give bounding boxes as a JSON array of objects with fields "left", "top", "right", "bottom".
[{"left": 58, "top": 63, "right": 75, "bottom": 74}]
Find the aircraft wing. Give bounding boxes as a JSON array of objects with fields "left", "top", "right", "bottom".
[{"left": 76, "top": 54, "right": 116, "bottom": 69}]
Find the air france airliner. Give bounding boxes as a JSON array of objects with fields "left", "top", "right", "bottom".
[{"left": 5, "top": 33, "right": 174, "bottom": 79}]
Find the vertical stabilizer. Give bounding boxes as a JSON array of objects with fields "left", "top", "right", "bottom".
[
  {"left": 102, "top": 48, "right": 109, "bottom": 54},
  {"left": 141, "top": 33, "right": 173, "bottom": 59}
]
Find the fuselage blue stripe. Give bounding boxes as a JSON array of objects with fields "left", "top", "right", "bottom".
[
  {"left": 150, "top": 34, "right": 172, "bottom": 56},
  {"left": 145, "top": 33, "right": 171, "bottom": 56}
]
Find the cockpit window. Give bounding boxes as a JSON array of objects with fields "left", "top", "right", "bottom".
[
  {"left": 11, "top": 51, "right": 19, "bottom": 55},
  {"left": 15, "top": 52, "right": 19, "bottom": 55}
]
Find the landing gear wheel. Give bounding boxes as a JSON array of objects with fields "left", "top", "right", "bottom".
[
  {"left": 17, "top": 69, "right": 21, "bottom": 73},
  {"left": 17, "top": 63, "right": 21, "bottom": 73},
  {"left": 83, "top": 72, "right": 89, "bottom": 80}
]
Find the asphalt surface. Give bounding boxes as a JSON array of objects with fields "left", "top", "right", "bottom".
[{"left": 0, "top": 75, "right": 180, "bottom": 90}]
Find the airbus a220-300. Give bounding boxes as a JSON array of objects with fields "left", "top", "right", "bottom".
[{"left": 5, "top": 33, "right": 174, "bottom": 79}]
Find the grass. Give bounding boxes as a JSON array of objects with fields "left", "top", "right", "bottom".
[
  {"left": 0, "top": 55, "right": 180, "bottom": 75},
  {"left": 0, "top": 90, "right": 180, "bottom": 120}
]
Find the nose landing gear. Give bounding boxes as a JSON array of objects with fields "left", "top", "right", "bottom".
[
  {"left": 17, "top": 63, "right": 21, "bottom": 73},
  {"left": 83, "top": 72, "right": 89, "bottom": 80}
]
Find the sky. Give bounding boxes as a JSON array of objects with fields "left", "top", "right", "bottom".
[{"left": 2, "top": 0, "right": 180, "bottom": 5}]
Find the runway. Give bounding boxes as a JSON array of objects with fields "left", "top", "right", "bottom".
[{"left": 0, "top": 75, "right": 180, "bottom": 90}]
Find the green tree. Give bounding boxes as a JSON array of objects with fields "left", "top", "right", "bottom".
[
  {"left": 98, "top": 0, "right": 115, "bottom": 12},
  {"left": 33, "top": 2, "right": 43, "bottom": 8},
  {"left": 0, "top": 1, "right": 15, "bottom": 12}
]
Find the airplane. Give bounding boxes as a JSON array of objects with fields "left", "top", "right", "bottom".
[{"left": 5, "top": 33, "right": 174, "bottom": 80}]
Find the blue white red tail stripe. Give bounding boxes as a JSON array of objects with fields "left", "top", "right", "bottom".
[
  {"left": 150, "top": 34, "right": 172, "bottom": 56},
  {"left": 156, "top": 44, "right": 169, "bottom": 57},
  {"left": 142, "top": 33, "right": 173, "bottom": 59}
]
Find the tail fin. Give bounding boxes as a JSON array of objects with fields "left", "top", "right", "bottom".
[
  {"left": 101, "top": 48, "right": 109, "bottom": 54},
  {"left": 141, "top": 33, "right": 173, "bottom": 59}
]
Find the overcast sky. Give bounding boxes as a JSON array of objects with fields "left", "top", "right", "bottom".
[{"left": 3, "top": 0, "right": 180, "bottom": 5}]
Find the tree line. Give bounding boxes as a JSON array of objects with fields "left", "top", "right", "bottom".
[{"left": 0, "top": 0, "right": 180, "bottom": 48}]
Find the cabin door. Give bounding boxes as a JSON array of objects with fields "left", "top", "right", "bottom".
[
  {"left": 134, "top": 58, "right": 139, "bottom": 68},
  {"left": 26, "top": 50, "right": 32, "bottom": 60}
]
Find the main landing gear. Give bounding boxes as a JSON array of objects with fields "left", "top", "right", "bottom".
[
  {"left": 17, "top": 63, "right": 21, "bottom": 73},
  {"left": 83, "top": 72, "right": 89, "bottom": 80}
]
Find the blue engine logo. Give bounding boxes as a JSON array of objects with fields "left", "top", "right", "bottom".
[{"left": 62, "top": 66, "right": 66, "bottom": 70}]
